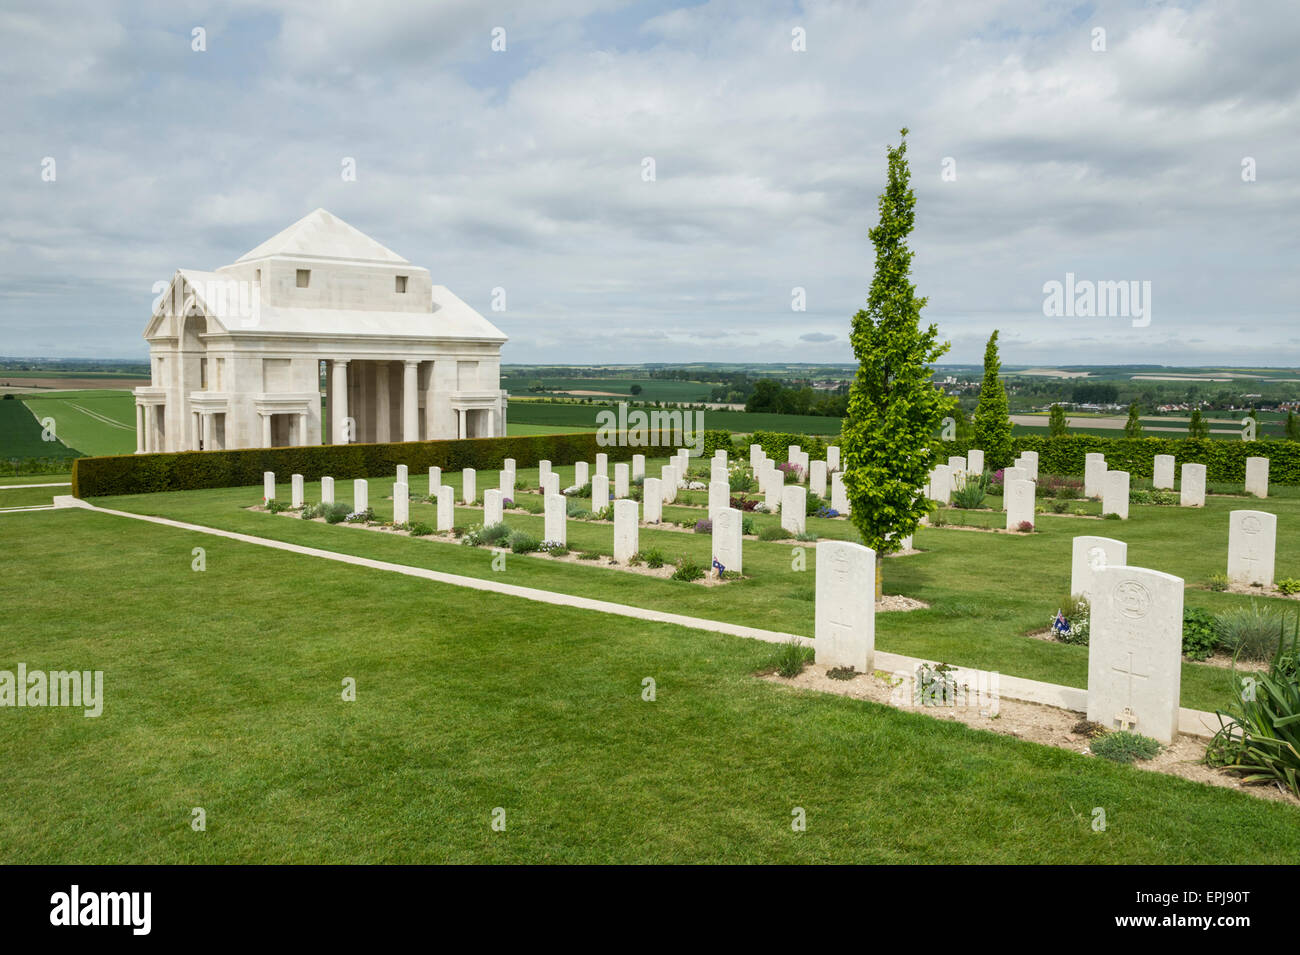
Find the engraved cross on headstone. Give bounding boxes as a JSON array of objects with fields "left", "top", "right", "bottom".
[{"left": 1111, "top": 650, "right": 1150, "bottom": 712}]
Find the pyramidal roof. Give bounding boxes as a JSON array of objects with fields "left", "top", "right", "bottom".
[{"left": 235, "top": 209, "right": 409, "bottom": 265}]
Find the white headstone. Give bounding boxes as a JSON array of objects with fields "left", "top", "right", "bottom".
[
  {"left": 632, "top": 454, "right": 645, "bottom": 481},
  {"left": 947, "top": 456, "right": 967, "bottom": 481},
  {"left": 614, "top": 462, "right": 629, "bottom": 499},
  {"left": 1017, "top": 450, "right": 1039, "bottom": 482},
  {"left": 714, "top": 449, "right": 727, "bottom": 463},
  {"left": 1005, "top": 478, "right": 1035, "bottom": 531},
  {"left": 1084, "top": 453, "right": 1107, "bottom": 499},
  {"left": 1003, "top": 465, "right": 1028, "bottom": 486},
  {"left": 396, "top": 464, "right": 408, "bottom": 486},
  {"left": 795, "top": 450, "right": 810, "bottom": 482},
  {"left": 826, "top": 445, "right": 840, "bottom": 471},
  {"left": 1087, "top": 565, "right": 1184, "bottom": 744},
  {"left": 592, "top": 475, "right": 610, "bottom": 511},
  {"left": 1102, "top": 470, "right": 1130, "bottom": 519},
  {"left": 713, "top": 507, "right": 743, "bottom": 575},
  {"left": 595, "top": 452, "right": 609, "bottom": 477},
  {"left": 542, "top": 473, "right": 559, "bottom": 498},
  {"left": 1152, "top": 455, "right": 1175, "bottom": 490},
  {"left": 428, "top": 466, "right": 441, "bottom": 495},
  {"left": 462, "top": 468, "right": 477, "bottom": 504},
  {"left": 966, "top": 448, "right": 984, "bottom": 476},
  {"left": 781, "top": 486, "right": 806, "bottom": 535},
  {"left": 765, "top": 467, "right": 784, "bottom": 512},
  {"left": 830, "top": 472, "right": 850, "bottom": 514},
  {"left": 711, "top": 461, "right": 728, "bottom": 486},
  {"left": 929, "top": 464, "right": 952, "bottom": 505},
  {"left": 499, "top": 469, "right": 515, "bottom": 503},
  {"left": 503, "top": 457, "right": 516, "bottom": 475},
  {"left": 660, "top": 464, "right": 677, "bottom": 503},
  {"left": 1228, "top": 509, "right": 1276, "bottom": 588},
  {"left": 436, "top": 485, "right": 454, "bottom": 531},
  {"left": 643, "top": 477, "right": 663, "bottom": 523},
  {"left": 263, "top": 471, "right": 276, "bottom": 502},
  {"left": 787, "top": 445, "right": 801, "bottom": 464},
  {"left": 321, "top": 476, "right": 334, "bottom": 505},
  {"left": 483, "top": 488, "right": 503, "bottom": 527},
  {"left": 1180, "top": 463, "right": 1206, "bottom": 507},
  {"left": 574, "top": 461, "right": 590, "bottom": 488},
  {"left": 810, "top": 460, "right": 827, "bottom": 498},
  {"left": 538, "top": 460, "right": 551, "bottom": 488},
  {"left": 544, "top": 492, "right": 566, "bottom": 545},
  {"left": 1245, "top": 456, "right": 1269, "bottom": 498},
  {"left": 750, "top": 444, "right": 763, "bottom": 468},
  {"left": 291, "top": 473, "right": 304, "bottom": 508},
  {"left": 393, "top": 482, "right": 409, "bottom": 524},
  {"left": 708, "top": 480, "right": 729, "bottom": 521},
  {"left": 354, "top": 479, "right": 369, "bottom": 512},
  {"left": 1071, "top": 536, "right": 1127, "bottom": 603},
  {"left": 814, "top": 540, "right": 876, "bottom": 672},
  {"left": 613, "top": 499, "right": 638, "bottom": 562}
]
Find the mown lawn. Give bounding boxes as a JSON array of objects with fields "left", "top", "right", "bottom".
[
  {"left": 91, "top": 458, "right": 1300, "bottom": 715},
  {"left": 22, "top": 390, "right": 137, "bottom": 457},
  {"left": 1, "top": 507, "right": 1297, "bottom": 863}
]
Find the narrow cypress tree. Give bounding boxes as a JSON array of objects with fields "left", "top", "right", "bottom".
[
  {"left": 841, "top": 128, "right": 953, "bottom": 598},
  {"left": 1124, "top": 402, "right": 1143, "bottom": 438},
  {"left": 972, "top": 331, "right": 1012, "bottom": 468},
  {"left": 1048, "top": 403, "right": 1068, "bottom": 437},
  {"left": 1188, "top": 409, "right": 1208, "bottom": 439}
]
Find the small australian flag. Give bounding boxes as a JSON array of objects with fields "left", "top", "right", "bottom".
[{"left": 1052, "top": 609, "right": 1071, "bottom": 636}]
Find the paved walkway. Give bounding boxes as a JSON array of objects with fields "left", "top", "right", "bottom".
[{"left": 43, "top": 496, "right": 1221, "bottom": 737}]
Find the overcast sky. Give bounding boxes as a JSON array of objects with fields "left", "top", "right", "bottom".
[{"left": 2, "top": 0, "right": 1297, "bottom": 366}]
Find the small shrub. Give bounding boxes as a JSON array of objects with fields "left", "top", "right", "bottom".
[
  {"left": 567, "top": 481, "right": 592, "bottom": 498},
  {"left": 345, "top": 507, "right": 374, "bottom": 523},
  {"left": 1102, "top": 511, "right": 1122, "bottom": 520},
  {"left": 804, "top": 492, "right": 826, "bottom": 517},
  {"left": 771, "top": 638, "right": 814, "bottom": 678},
  {"left": 577, "top": 550, "right": 602, "bottom": 560},
  {"left": 795, "top": 531, "right": 819, "bottom": 542},
  {"left": 1052, "top": 595, "right": 1090, "bottom": 645},
  {"left": 693, "top": 518, "right": 713, "bottom": 534},
  {"left": 590, "top": 505, "right": 613, "bottom": 522},
  {"left": 539, "top": 539, "right": 569, "bottom": 555},
  {"left": 1051, "top": 499, "right": 1069, "bottom": 513},
  {"left": 1016, "top": 520, "right": 1034, "bottom": 533},
  {"left": 507, "top": 530, "right": 541, "bottom": 554},
  {"left": 827, "top": 666, "right": 858, "bottom": 681},
  {"left": 758, "top": 525, "right": 791, "bottom": 541},
  {"left": 1277, "top": 577, "right": 1300, "bottom": 596},
  {"left": 1213, "top": 602, "right": 1288, "bottom": 662},
  {"left": 641, "top": 548, "right": 666, "bottom": 569},
  {"left": 950, "top": 480, "right": 986, "bottom": 509},
  {"left": 671, "top": 557, "right": 706, "bottom": 581},
  {"left": 266, "top": 499, "right": 290, "bottom": 514},
  {"left": 407, "top": 521, "right": 434, "bottom": 536},
  {"left": 1182, "top": 606, "right": 1217, "bottom": 660},
  {"left": 1206, "top": 572, "right": 1230, "bottom": 592},
  {"left": 1092, "top": 731, "right": 1162, "bottom": 764},
  {"left": 741, "top": 515, "right": 756, "bottom": 535}
]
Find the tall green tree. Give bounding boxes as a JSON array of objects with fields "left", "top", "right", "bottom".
[
  {"left": 1286, "top": 411, "right": 1299, "bottom": 441},
  {"left": 1188, "top": 408, "right": 1209, "bottom": 439},
  {"left": 1124, "top": 402, "right": 1143, "bottom": 438},
  {"left": 972, "top": 331, "right": 1012, "bottom": 467},
  {"left": 1048, "top": 403, "right": 1068, "bottom": 437},
  {"left": 841, "top": 128, "right": 953, "bottom": 597}
]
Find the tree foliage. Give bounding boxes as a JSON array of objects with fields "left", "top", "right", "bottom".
[
  {"left": 841, "top": 128, "right": 953, "bottom": 568},
  {"left": 1188, "top": 409, "right": 1209, "bottom": 439},
  {"left": 1124, "top": 402, "right": 1143, "bottom": 438},
  {"left": 1048, "top": 403, "right": 1068, "bottom": 437},
  {"left": 972, "top": 331, "right": 1012, "bottom": 468}
]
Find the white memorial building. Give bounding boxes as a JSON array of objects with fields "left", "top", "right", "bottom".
[{"left": 134, "top": 209, "right": 508, "bottom": 452}]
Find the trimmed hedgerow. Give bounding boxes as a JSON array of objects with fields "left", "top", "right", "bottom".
[
  {"left": 933, "top": 435, "right": 1300, "bottom": 486},
  {"left": 72, "top": 431, "right": 677, "bottom": 498},
  {"left": 749, "top": 431, "right": 831, "bottom": 465}
]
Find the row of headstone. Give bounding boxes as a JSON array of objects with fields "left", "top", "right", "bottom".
[
  {"left": 1013, "top": 450, "right": 1038, "bottom": 482},
  {"left": 1154, "top": 454, "right": 1269, "bottom": 500}
]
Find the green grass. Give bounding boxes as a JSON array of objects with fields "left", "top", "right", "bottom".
[
  {"left": 21, "top": 390, "right": 137, "bottom": 456},
  {"left": 92, "top": 459, "right": 1300, "bottom": 715},
  {"left": 2, "top": 506, "right": 1297, "bottom": 863},
  {"left": 0, "top": 399, "right": 82, "bottom": 459}
]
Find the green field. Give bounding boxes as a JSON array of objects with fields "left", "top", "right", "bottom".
[
  {"left": 503, "top": 376, "right": 714, "bottom": 402},
  {"left": 22, "top": 390, "right": 137, "bottom": 456},
  {"left": 0, "top": 398, "right": 82, "bottom": 459},
  {"left": 508, "top": 400, "right": 844, "bottom": 436},
  {"left": 3, "top": 493, "right": 1299, "bottom": 863}
]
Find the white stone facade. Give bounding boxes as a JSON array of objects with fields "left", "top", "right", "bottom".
[{"left": 135, "top": 209, "right": 508, "bottom": 453}]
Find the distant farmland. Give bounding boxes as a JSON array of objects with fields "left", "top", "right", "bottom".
[{"left": 502, "top": 377, "right": 714, "bottom": 403}]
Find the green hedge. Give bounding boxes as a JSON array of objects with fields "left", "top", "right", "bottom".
[
  {"left": 749, "top": 431, "right": 832, "bottom": 463},
  {"left": 937, "top": 435, "right": 1300, "bottom": 485},
  {"left": 73, "top": 432, "right": 670, "bottom": 498}
]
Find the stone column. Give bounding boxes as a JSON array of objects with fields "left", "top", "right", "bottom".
[
  {"left": 203, "top": 413, "right": 215, "bottom": 451},
  {"left": 135, "top": 403, "right": 145, "bottom": 453},
  {"left": 144, "top": 405, "right": 155, "bottom": 453},
  {"left": 332, "top": 360, "right": 350, "bottom": 445},
  {"left": 375, "top": 362, "right": 391, "bottom": 443},
  {"left": 402, "top": 360, "right": 419, "bottom": 442},
  {"left": 260, "top": 413, "right": 272, "bottom": 449},
  {"left": 298, "top": 412, "right": 308, "bottom": 447}
]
